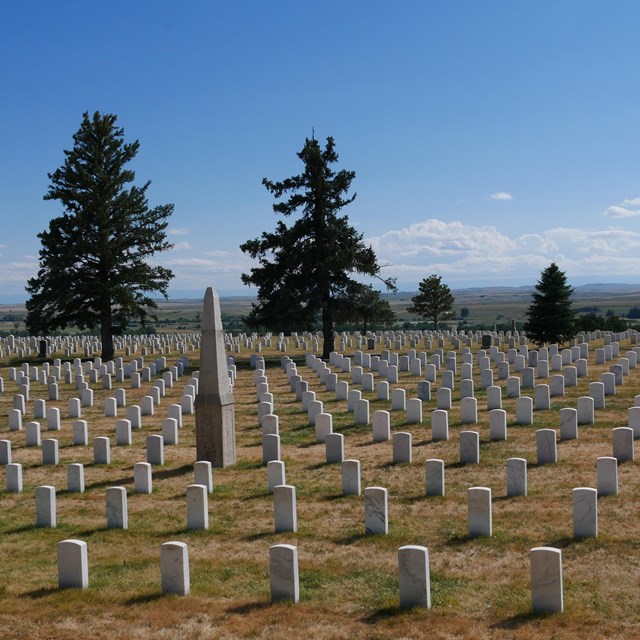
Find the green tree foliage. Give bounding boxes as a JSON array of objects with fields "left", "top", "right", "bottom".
[
  {"left": 335, "top": 285, "right": 396, "bottom": 333},
  {"left": 523, "top": 262, "right": 576, "bottom": 345},
  {"left": 575, "top": 312, "right": 627, "bottom": 333},
  {"left": 26, "top": 112, "right": 174, "bottom": 361},
  {"left": 240, "top": 135, "right": 395, "bottom": 359},
  {"left": 406, "top": 275, "right": 455, "bottom": 329},
  {"left": 628, "top": 305, "right": 640, "bottom": 319},
  {"left": 460, "top": 307, "right": 470, "bottom": 318}
]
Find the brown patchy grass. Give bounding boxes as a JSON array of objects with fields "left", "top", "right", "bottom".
[{"left": 1, "top": 336, "right": 640, "bottom": 639}]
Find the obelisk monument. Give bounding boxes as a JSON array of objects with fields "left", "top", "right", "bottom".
[{"left": 195, "top": 287, "right": 236, "bottom": 467}]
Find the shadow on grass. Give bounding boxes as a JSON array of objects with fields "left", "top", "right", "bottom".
[
  {"left": 242, "top": 531, "right": 274, "bottom": 542},
  {"left": 5, "top": 524, "right": 39, "bottom": 534},
  {"left": 545, "top": 536, "right": 581, "bottom": 549},
  {"left": 321, "top": 493, "right": 347, "bottom": 501},
  {"left": 305, "top": 462, "right": 331, "bottom": 471},
  {"left": 125, "top": 591, "right": 166, "bottom": 605},
  {"left": 84, "top": 475, "right": 135, "bottom": 490},
  {"left": 491, "top": 611, "right": 554, "bottom": 629},
  {"left": 361, "top": 606, "right": 404, "bottom": 623},
  {"left": 444, "top": 533, "right": 475, "bottom": 547},
  {"left": 151, "top": 464, "right": 193, "bottom": 481},
  {"left": 334, "top": 531, "right": 369, "bottom": 545},
  {"left": 21, "top": 586, "right": 58, "bottom": 599},
  {"left": 76, "top": 526, "right": 110, "bottom": 537},
  {"left": 226, "top": 600, "right": 273, "bottom": 614}
]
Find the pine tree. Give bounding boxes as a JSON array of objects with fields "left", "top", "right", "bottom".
[
  {"left": 335, "top": 284, "right": 397, "bottom": 333},
  {"left": 523, "top": 262, "right": 576, "bottom": 345},
  {"left": 407, "top": 275, "right": 455, "bottom": 329},
  {"left": 240, "top": 135, "right": 395, "bottom": 359},
  {"left": 26, "top": 111, "right": 174, "bottom": 361}
]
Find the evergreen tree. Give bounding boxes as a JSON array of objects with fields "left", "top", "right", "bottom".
[
  {"left": 241, "top": 135, "right": 395, "bottom": 359},
  {"left": 523, "top": 262, "right": 576, "bottom": 345},
  {"left": 407, "top": 275, "right": 455, "bottom": 329},
  {"left": 26, "top": 112, "right": 174, "bottom": 361},
  {"left": 335, "top": 284, "right": 397, "bottom": 333}
]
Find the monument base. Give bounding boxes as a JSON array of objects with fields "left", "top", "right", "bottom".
[{"left": 195, "top": 396, "right": 236, "bottom": 467}]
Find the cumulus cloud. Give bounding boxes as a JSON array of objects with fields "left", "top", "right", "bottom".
[
  {"left": 604, "top": 196, "right": 640, "bottom": 218},
  {"left": 169, "top": 227, "right": 190, "bottom": 235},
  {"left": 366, "top": 218, "right": 640, "bottom": 283},
  {"left": 604, "top": 205, "right": 640, "bottom": 218},
  {"left": 172, "top": 241, "right": 192, "bottom": 251},
  {"left": 490, "top": 192, "right": 513, "bottom": 201}
]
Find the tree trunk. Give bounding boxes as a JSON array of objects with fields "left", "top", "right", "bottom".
[
  {"left": 321, "top": 299, "right": 334, "bottom": 361},
  {"left": 101, "top": 306, "right": 114, "bottom": 362}
]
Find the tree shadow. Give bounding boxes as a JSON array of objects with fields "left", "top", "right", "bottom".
[{"left": 5, "top": 524, "right": 38, "bottom": 534}]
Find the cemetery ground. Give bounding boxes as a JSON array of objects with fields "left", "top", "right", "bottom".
[{"left": 1, "top": 335, "right": 640, "bottom": 639}]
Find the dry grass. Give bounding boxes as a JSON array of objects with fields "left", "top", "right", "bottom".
[{"left": 1, "top": 335, "right": 640, "bottom": 639}]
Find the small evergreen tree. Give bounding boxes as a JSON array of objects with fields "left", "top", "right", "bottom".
[
  {"left": 335, "top": 285, "right": 396, "bottom": 333},
  {"left": 26, "top": 112, "right": 174, "bottom": 361},
  {"left": 407, "top": 275, "right": 455, "bottom": 329},
  {"left": 240, "top": 135, "right": 395, "bottom": 359},
  {"left": 523, "top": 262, "right": 576, "bottom": 345}
]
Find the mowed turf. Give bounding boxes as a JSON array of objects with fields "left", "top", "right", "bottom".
[{"left": 1, "top": 335, "right": 640, "bottom": 639}]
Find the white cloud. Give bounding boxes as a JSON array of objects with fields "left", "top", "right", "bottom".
[
  {"left": 623, "top": 197, "right": 640, "bottom": 206},
  {"left": 604, "top": 205, "right": 640, "bottom": 218},
  {"left": 172, "top": 241, "right": 193, "bottom": 251},
  {"left": 169, "top": 227, "right": 190, "bottom": 235},
  {"left": 366, "top": 218, "right": 640, "bottom": 283},
  {"left": 490, "top": 192, "right": 513, "bottom": 201}
]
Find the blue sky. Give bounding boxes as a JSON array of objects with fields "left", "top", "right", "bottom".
[{"left": 2, "top": 1, "right": 640, "bottom": 300}]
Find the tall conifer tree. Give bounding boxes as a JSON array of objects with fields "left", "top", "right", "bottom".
[
  {"left": 524, "top": 262, "right": 576, "bottom": 345},
  {"left": 26, "top": 112, "right": 174, "bottom": 360},
  {"left": 241, "top": 135, "right": 395, "bottom": 359}
]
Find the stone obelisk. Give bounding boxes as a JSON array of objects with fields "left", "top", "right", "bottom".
[{"left": 195, "top": 287, "right": 236, "bottom": 467}]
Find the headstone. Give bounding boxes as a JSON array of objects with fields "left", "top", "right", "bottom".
[
  {"left": 596, "top": 457, "right": 617, "bottom": 496},
  {"left": 267, "top": 460, "right": 285, "bottom": 494},
  {"left": 195, "top": 287, "right": 236, "bottom": 467},
  {"left": 365, "top": 486, "right": 388, "bottom": 534},
  {"left": 36, "top": 485, "right": 56, "bottom": 527},
  {"left": 67, "top": 463, "right": 85, "bottom": 493},
  {"left": 161, "top": 542, "right": 190, "bottom": 595},
  {"left": 460, "top": 431, "right": 480, "bottom": 464},
  {"left": 612, "top": 427, "right": 634, "bottom": 463},
  {"left": 425, "top": 459, "right": 445, "bottom": 496},
  {"left": 372, "top": 410, "right": 391, "bottom": 442},
  {"left": 326, "top": 433, "right": 344, "bottom": 464},
  {"left": 468, "top": 487, "right": 492, "bottom": 537},
  {"left": 536, "top": 429, "right": 557, "bottom": 465},
  {"left": 431, "top": 409, "right": 449, "bottom": 441},
  {"left": 147, "top": 434, "right": 164, "bottom": 465},
  {"left": 342, "top": 459, "right": 361, "bottom": 496},
  {"left": 262, "top": 433, "right": 281, "bottom": 464},
  {"left": 0, "top": 440, "right": 11, "bottom": 465},
  {"left": 530, "top": 547, "right": 563, "bottom": 613},
  {"left": 106, "top": 486, "right": 128, "bottom": 529},
  {"left": 577, "top": 396, "right": 595, "bottom": 425},
  {"left": 516, "top": 396, "right": 533, "bottom": 425},
  {"left": 57, "top": 540, "right": 88, "bottom": 589},
  {"left": 194, "top": 460, "right": 213, "bottom": 493},
  {"left": 7, "top": 463, "right": 23, "bottom": 492},
  {"left": 506, "top": 458, "right": 527, "bottom": 496},
  {"left": 393, "top": 432, "right": 412, "bottom": 464},
  {"left": 186, "top": 484, "right": 209, "bottom": 530},
  {"left": 398, "top": 545, "right": 431, "bottom": 609},
  {"left": 489, "top": 409, "right": 507, "bottom": 441},
  {"left": 573, "top": 487, "right": 597, "bottom": 538},
  {"left": 42, "top": 438, "right": 59, "bottom": 465},
  {"left": 134, "top": 462, "right": 153, "bottom": 494},
  {"left": 270, "top": 544, "right": 299, "bottom": 603},
  {"left": 274, "top": 484, "right": 297, "bottom": 532}
]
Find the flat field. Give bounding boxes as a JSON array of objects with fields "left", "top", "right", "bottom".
[{"left": 1, "top": 332, "right": 640, "bottom": 639}]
